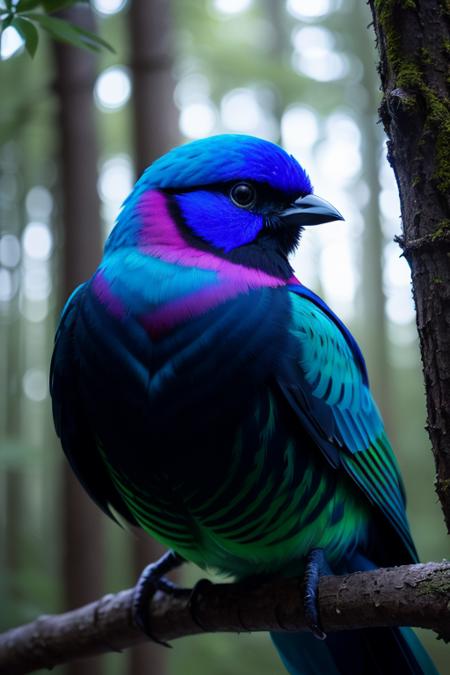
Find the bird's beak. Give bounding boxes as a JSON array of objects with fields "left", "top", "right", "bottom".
[{"left": 279, "top": 194, "right": 344, "bottom": 227}]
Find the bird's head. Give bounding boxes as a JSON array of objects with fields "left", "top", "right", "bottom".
[{"left": 107, "top": 134, "right": 343, "bottom": 280}]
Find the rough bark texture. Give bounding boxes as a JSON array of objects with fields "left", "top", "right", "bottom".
[
  {"left": 368, "top": 0, "right": 450, "bottom": 530},
  {"left": 0, "top": 562, "right": 448, "bottom": 675},
  {"left": 53, "top": 6, "right": 105, "bottom": 675}
]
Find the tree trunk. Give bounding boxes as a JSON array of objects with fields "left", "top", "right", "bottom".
[
  {"left": 368, "top": 0, "right": 450, "bottom": 530},
  {"left": 127, "top": 1, "right": 178, "bottom": 673},
  {"left": 53, "top": 6, "right": 105, "bottom": 675},
  {"left": 264, "top": 0, "right": 287, "bottom": 137},
  {"left": 128, "top": 0, "right": 178, "bottom": 177}
]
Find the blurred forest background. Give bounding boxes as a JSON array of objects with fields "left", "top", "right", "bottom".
[{"left": 0, "top": 0, "right": 448, "bottom": 673}]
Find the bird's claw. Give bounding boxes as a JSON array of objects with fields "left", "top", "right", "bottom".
[
  {"left": 188, "top": 578, "right": 214, "bottom": 631},
  {"left": 132, "top": 550, "right": 183, "bottom": 646},
  {"left": 132, "top": 565, "right": 173, "bottom": 646},
  {"left": 303, "top": 548, "right": 327, "bottom": 640}
]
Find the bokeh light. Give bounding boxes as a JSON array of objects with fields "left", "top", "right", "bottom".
[
  {"left": 221, "top": 88, "right": 262, "bottom": 132},
  {"left": 174, "top": 73, "right": 211, "bottom": 109},
  {"left": 383, "top": 242, "right": 411, "bottom": 290},
  {"left": 316, "top": 112, "right": 361, "bottom": 186},
  {"left": 22, "top": 223, "right": 53, "bottom": 261},
  {"left": 286, "top": 0, "right": 333, "bottom": 21},
  {"left": 220, "top": 88, "right": 278, "bottom": 139},
  {"left": 213, "top": 0, "right": 252, "bottom": 15},
  {"left": 383, "top": 241, "right": 414, "bottom": 326},
  {"left": 320, "top": 240, "right": 357, "bottom": 310},
  {"left": 385, "top": 290, "right": 416, "bottom": 325},
  {"left": 19, "top": 296, "right": 49, "bottom": 323},
  {"left": 179, "top": 101, "right": 217, "bottom": 139},
  {"left": 23, "top": 266, "right": 52, "bottom": 302},
  {"left": 292, "top": 26, "right": 334, "bottom": 52},
  {"left": 0, "top": 234, "right": 21, "bottom": 268},
  {"left": 25, "top": 186, "right": 53, "bottom": 220},
  {"left": 379, "top": 150, "right": 401, "bottom": 239},
  {"left": 22, "top": 368, "right": 48, "bottom": 402},
  {"left": 293, "top": 48, "right": 349, "bottom": 82},
  {"left": 94, "top": 66, "right": 131, "bottom": 111},
  {"left": 281, "top": 105, "right": 320, "bottom": 151},
  {"left": 0, "top": 26, "right": 24, "bottom": 60},
  {"left": 291, "top": 26, "right": 349, "bottom": 82},
  {"left": 92, "top": 0, "right": 127, "bottom": 15},
  {"left": 0, "top": 268, "right": 14, "bottom": 302},
  {"left": 98, "top": 155, "right": 133, "bottom": 205},
  {"left": 98, "top": 155, "right": 133, "bottom": 234}
]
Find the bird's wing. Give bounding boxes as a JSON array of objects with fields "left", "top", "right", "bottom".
[
  {"left": 50, "top": 283, "right": 137, "bottom": 526},
  {"left": 278, "top": 284, "right": 417, "bottom": 563}
]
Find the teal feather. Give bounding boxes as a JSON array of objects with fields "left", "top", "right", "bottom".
[{"left": 283, "top": 289, "right": 417, "bottom": 563}]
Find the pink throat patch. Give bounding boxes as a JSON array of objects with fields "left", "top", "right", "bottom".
[
  {"left": 137, "top": 190, "right": 289, "bottom": 337},
  {"left": 95, "top": 190, "right": 298, "bottom": 338},
  {"left": 137, "top": 190, "right": 287, "bottom": 285}
]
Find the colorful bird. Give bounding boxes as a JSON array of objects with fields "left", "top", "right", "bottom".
[{"left": 50, "top": 134, "right": 437, "bottom": 674}]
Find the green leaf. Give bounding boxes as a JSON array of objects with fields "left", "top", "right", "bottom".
[
  {"left": 41, "top": 0, "right": 83, "bottom": 12},
  {"left": 24, "top": 12, "right": 115, "bottom": 52},
  {"left": 1, "top": 12, "right": 14, "bottom": 30},
  {"left": 16, "top": 0, "right": 86, "bottom": 12},
  {"left": 64, "top": 16, "right": 115, "bottom": 52},
  {"left": 12, "top": 16, "right": 39, "bottom": 56},
  {"left": 16, "top": 0, "right": 43, "bottom": 12}
]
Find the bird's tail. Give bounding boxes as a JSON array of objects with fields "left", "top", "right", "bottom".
[
  {"left": 271, "top": 625, "right": 438, "bottom": 675},
  {"left": 270, "top": 551, "right": 438, "bottom": 675}
]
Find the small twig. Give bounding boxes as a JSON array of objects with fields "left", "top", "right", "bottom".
[
  {"left": 394, "top": 231, "right": 450, "bottom": 254},
  {"left": 0, "top": 562, "right": 449, "bottom": 675}
]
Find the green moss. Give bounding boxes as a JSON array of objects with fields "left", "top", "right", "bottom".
[
  {"left": 375, "top": 0, "right": 416, "bottom": 12},
  {"left": 419, "top": 47, "right": 432, "bottom": 64},
  {"left": 431, "top": 219, "right": 450, "bottom": 241},
  {"left": 426, "top": 92, "right": 450, "bottom": 192},
  {"left": 433, "top": 277, "right": 444, "bottom": 284},
  {"left": 375, "top": 1, "right": 450, "bottom": 193},
  {"left": 417, "top": 575, "right": 450, "bottom": 601}
]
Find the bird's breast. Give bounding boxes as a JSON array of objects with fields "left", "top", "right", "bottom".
[{"left": 77, "top": 282, "right": 370, "bottom": 574}]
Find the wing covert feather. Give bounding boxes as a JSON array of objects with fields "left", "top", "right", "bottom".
[{"left": 280, "top": 286, "right": 417, "bottom": 562}]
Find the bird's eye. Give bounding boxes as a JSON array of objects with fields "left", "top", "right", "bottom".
[{"left": 230, "top": 182, "right": 256, "bottom": 209}]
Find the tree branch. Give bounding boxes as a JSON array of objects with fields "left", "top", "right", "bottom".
[{"left": 0, "top": 562, "right": 449, "bottom": 675}]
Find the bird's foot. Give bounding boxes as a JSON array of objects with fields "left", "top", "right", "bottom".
[
  {"left": 303, "top": 548, "right": 327, "bottom": 640},
  {"left": 132, "top": 550, "right": 184, "bottom": 646},
  {"left": 188, "top": 578, "right": 214, "bottom": 631}
]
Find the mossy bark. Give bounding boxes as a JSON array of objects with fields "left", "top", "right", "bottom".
[{"left": 369, "top": 0, "right": 450, "bottom": 532}]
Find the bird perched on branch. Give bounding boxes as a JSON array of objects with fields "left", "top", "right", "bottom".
[{"left": 51, "top": 134, "right": 437, "bottom": 675}]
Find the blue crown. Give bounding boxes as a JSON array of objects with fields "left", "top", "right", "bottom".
[{"left": 139, "top": 134, "right": 312, "bottom": 196}]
